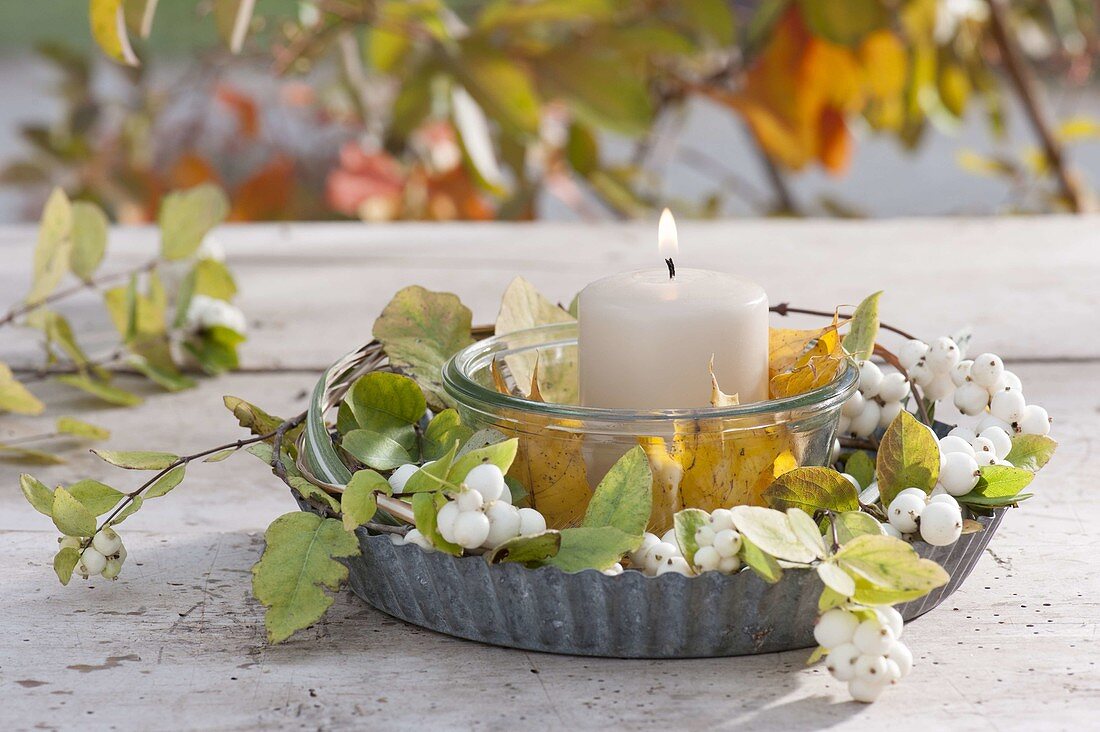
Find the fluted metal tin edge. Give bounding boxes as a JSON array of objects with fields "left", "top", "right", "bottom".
[{"left": 297, "top": 496, "right": 1007, "bottom": 659}]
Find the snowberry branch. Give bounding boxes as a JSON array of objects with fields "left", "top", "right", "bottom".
[
  {"left": 0, "top": 259, "right": 158, "bottom": 330},
  {"left": 769, "top": 303, "right": 920, "bottom": 342}
]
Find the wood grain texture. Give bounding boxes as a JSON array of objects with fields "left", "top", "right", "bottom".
[{"left": 2, "top": 221, "right": 1098, "bottom": 730}]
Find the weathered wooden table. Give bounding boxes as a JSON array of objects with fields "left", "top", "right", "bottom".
[{"left": 2, "top": 219, "right": 1098, "bottom": 730}]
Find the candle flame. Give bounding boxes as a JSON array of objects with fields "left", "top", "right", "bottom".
[{"left": 658, "top": 208, "right": 678, "bottom": 259}]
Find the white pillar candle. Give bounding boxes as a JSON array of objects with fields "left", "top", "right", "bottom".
[{"left": 578, "top": 211, "right": 769, "bottom": 410}]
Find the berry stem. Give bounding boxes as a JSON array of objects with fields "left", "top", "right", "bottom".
[
  {"left": 769, "top": 303, "right": 920, "bottom": 342},
  {"left": 0, "top": 260, "right": 158, "bottom": 330}
]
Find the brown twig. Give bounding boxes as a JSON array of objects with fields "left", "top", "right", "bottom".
[
  {"left": 985, "top": 0, "right": 1093, "bottom": 212},
  {"left": 770, "top": 303, "right": 920, "bottom": 342},
  {"left": 0, "top": 260, "right": 158, "bottom": 329}
]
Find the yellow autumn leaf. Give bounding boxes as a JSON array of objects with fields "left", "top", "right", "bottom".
[
  {"left": 638, "top": 436, "right": 684, "bottom": 533},
  {"left": 860, "top": 31, "right": 908, "bottom": 101},
  {"left": 89, "top": 0, "right": 140, "bottom": 66},
  {"left": 769, "top": 320, "right": 846, "bottom": 399},
  {"left": 506, "top": 414, "right": 591, "bottom": 528},
  {"left": 671, "top": 424, "right": 789, "bottom": 515}
]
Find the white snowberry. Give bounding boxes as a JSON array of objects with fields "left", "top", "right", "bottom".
[
  {"left": 969, "top": 353, "right": 1004, "bottom": 388},
  {"left": 858, "top": 361, "right": 884, "bottom": 398},
  {"left": 656, "top": 556, "right": 693, "bottom": 576},
  {"left": 940, "top": 452, "right": 979, "bottom": 496},
  {"left": 976, "top": 414, "right": 1013, "bottom": 434},
  {"left": 885, "top": 641, "right": 913, "bottom": 677},
  {"left": 404, "top": 528, "right": 433, "bottom": 549},
  {"left": 850, "top": 400, "right": 881, "bottom": 438},
  {"left": 718, "top": 555, "right": 742, "bottom": 573},
  {"left": 452, "top": 510, "right": 491, "bottom": 549},
  {"left": 923, "top": 374, "right": 954, "bottom": 402},
  {"left": 948, "top": 425, "right": 977, "bottom": 442},
  {"left": 926, "top": 337, "right": 960, "bottom": 373},
  {"left": 712, "top": 529, "right": 743, "bottom": 558},
  {"left": 693, "top": 545, "right": 721, "bottom": 572},
  {"left": 661, "top": 528, "right": 678, "bottom": 545},
  {"left": 814, "top": 609, "right": 859, "bottom": 649},
  {"left": 853, "top": 619, "right": 895, "bottom": 655},
  {"left": 58, "top": 536, "right": 82, "bottom": 551},
  {"left": 695, "top": 525, "right": 716, "bottom": 548},
  {"left": 878, "top": 400, "right": 903, "bottom": 429},
  {"left": 908, "top": 361, "right": 934, "bottom": 387},
  {"left": 898, "top": 339, "right": 929, "bottom": 370},
  {"left": 882, "top": 659, "right": 903, "bottom": 683},
  {"left": 879, "top": 522, "right": 902, "bottom": 539},
  {"left": 929, "top": 493, "right": 960, "bottom": 508},
  {"left": 825, "top": 643, "right": 861, "bottom": 681},
  {"left": 887, "top": 493, "right": 925, "bottom": 533},
  {"left": 919, "top": 501, "right": 963, "bottom": 546},
  {"left": 645, "top": 541, "right": 681, "bottom": 574},
  {"left": 838, "top": 415, "right": 852, "bottom": 436},
  {"left": 630, "top": 533, "right": 660, "bottom": 565},
  {"left": 979, "top": 426, "right": 1013, "bottom": 460},
  {"left": 854, "top": 654, "right": 889, "bottom": 682},
  {"left": 709, "top": 508, "right": 735, "bottom": 531},
  {"left": 990, "top": 389, "right": 1026, "bottom": 424},
  {"left": 991, "top": 370, "right": 1023, "bottom": 393},
  {"left": 877, "top": 606, "right": 904, "bottom": 639},
  {"left": 954, "top": 381, "right": 990, "bottom": 416},
  {"left": 517, "top": 507, "right": 547, "bottom": 536},
  {"left": 938, "top": 435, "right": 975, "bottom": 457},
  {"left": 92, "top": 528, "right": 122, "bottom": 557},
  {"left": 842, "top": 390, "right": 865, "bottom": 418},
  {"left": 602, "top": 562, "right": 624, "bottom": 576},
  {"left": 1018, "top": 404, "right": 1051, "bottom": 435},
  {"left": 877, "top": 372, "right": 910, "bottom": 403},
  {"left": 463, "top": 464, "right": 506, "bottom": 502},
  {"left": 388, "top": 463, "right": 419, "bottom": 492},
  {"left": 950, "top": 359, "right": 973, "bottom": 387},
  {"left": 895, "top": 487, "right": 927, "bottom": 501},
  {"left": 840, "top": 473, "right": 860, "bottom": 491},
  {"left": 77, "top": 548, "right": 107, "bottom": 577},
  {"left": 102, "top": 558, "right": 123, "bottom": 580},
  {"left": 848, "top": 677, "right": 887, "bottom": 703},
  {"left": 455, "top": 488, "right": 484, "bottom": 512},
  {"left": 482, "top": 501, "right": 521, "bottom": 548}
]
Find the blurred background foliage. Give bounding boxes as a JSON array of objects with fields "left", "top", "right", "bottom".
[{"left": 1, "top": 0, "right": 1098, "bottom": 222}]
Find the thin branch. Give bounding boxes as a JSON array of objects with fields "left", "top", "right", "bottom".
[
  {"left": 0, "top": 260, "right": 157, "bottom": 329},
  {"left": 770, "top": 303, "right": 920, "bottom": 342},
  {"left": 985, "top": 0, "right": 1093, "bottom": 212},
  {"left": 750, "top": 133, "right": 800, "bottom": 215}
]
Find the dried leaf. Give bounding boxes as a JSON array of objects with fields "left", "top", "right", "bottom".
[
  {"left": 506, "top": 413, "right": 590, "bottom": 528},
  {"left": 495, "top": 276, "right": 576, "bottom": 403},
  {"left": 709, "top": 358, "right": 739, "bottom": 406},
  {"left": 0, "top": 362, "right": 45, "bottom": 415}
]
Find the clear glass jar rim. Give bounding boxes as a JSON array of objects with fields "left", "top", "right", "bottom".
[{"left": 443, "top": 323, "right": 859, "bottom": 423}]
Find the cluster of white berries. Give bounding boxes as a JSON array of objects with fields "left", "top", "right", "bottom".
[
  {"left": 392, "top": 464, "right": 548, "bottom": 553},
  {"left": 60, "top": 528, "right": 127, "bottom": 580},
  {"left": 816, "top": 606, "right": 913, "bottom": 702},
  {"left": 184, "top": 294, "right": 247, "bottom": 336},
  {"left": 885, "top": 489, "right": 963, "bottom": 546},
  {"left": 839, "top": 360, "right": 911, "bottom": 438},
  {"left": 900, "top": 338, "right": 1050, "bottom": 436},
  {"left": 630, "top": 509, "right": 744, "bottom": 577}
]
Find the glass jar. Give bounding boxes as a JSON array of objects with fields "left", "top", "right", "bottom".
[{"left": 443, "top": 323, "right": 857, "bottom": 532}]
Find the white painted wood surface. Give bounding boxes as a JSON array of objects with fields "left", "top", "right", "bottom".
[{"left": 2, "top": 219, "right": 1098, "bottom": 731}]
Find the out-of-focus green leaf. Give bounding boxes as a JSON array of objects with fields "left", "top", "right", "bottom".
[
  {"left": 538, "top": 50, "right": 652, "bottom": 136},
  {"left": 842, "top": 291, "right": 881, "bottom": 362},
  {"left": 55, "top": 374, "right": 143, "bottom": 407},
  {"left": 799, "top": 0, "right": 886, "bottom": 45},
  {"left": 90, "top": 0, "right": 139, "bottom": 66},
  {"left": 158, "top": 184, "right": 229, "bottom": 261},
  {"left": 0, "top": 363, "right": 45, "bottom": 415},
  {"left": 69, "top": 201, "right": 108, "bottom": 281},
  {"left": 451, "top": 46, "right": 540, "bottom": 140},
  {"left": 675, "top": 0, "right": 735, "bottom": 45},
  {"left": 28, "top": 187, "right": 73, "bottom": 305},
  {"left": 477, "top": 0, "right": 615, "bottom": 30}
]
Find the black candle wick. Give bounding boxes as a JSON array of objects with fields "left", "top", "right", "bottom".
[{"left": 665, "top": 257, "right": 676, "bottom": 279}]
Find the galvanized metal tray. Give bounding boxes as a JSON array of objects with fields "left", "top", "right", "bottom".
[{"left": 300, "top": 498, "right": 1005, "bottom": 658}]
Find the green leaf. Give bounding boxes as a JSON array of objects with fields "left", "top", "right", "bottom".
[
  {"left": 158, "top": 184, "right": 229, "bottom": 260},
  {"left": 763, "top": 467, "right": 860, "bottom": 513},
  {"left": 676, "top": 0, "right": 735, "bottom": 45},
  {"left": 66, "top": 479, "right": 124, "bottom": 515},
  {"left": 447, "top": 438, "right": 519, "bottom": 484},
  {"left": 842, "top": 291, "right": 882, "bottom": 362},
  {"left": 730, "top": 506, "right": 819, "bottom": 564},
  {"left": 787, "top": 508, "right": 826, "bottom": 559},
  {"left": 405, "top": 439, "right": 459, "bottom": 493},
  {"left": 42, "top": 311, "right": 92, "bottom": 368},
  {"left": 816, "top": 561, "right": 855, "bottom": 597},
  {"left": 341, "top": 470, "right": 387, "bottom": 530},
  {"left": 0, "top": 362, "right": 45, "bottom": 415},
  {"left": 739, "top": 535, "right": 782, "bottom": 583},
  {"left": 92, "top": 449, "right": 179, "bottom": 470},
  {"left": 566, "top": 122, "right": 599, "bottom": 176},
  {"left": 673, "top": 508, "right": 709, "bottom": 565},
  {"left": 539, "top": 50, "right": 652, "bottom": 136},
  {"left": 830, "top": 511, "right": 883, "bottom": 545},
  {"left": 580, "top": 446, "right": 652, "bottom": 537},
  {"left": 835, "top": 534, "right": 949, "bottom": 599},
  {"left": 20, "top": 474, "right": 54, "bottom": 516},
  {"left": 876, "top": 411, "right": 939, "bottom": 506},
  {"left": 423, "top": 409, "right": 473, "bottom": 461},
  {"left": 51, "top": 487, "right": 96, "bottom": 537},
  {"left": 69, "top": 201, "right": 108, "bottom": 281},
  {"left": 56, "top": 417, "right": 110, "bottom": 440},
  {"left": 288, "top": 476, "right": 341, "bottom": 513},
  {"left": 547, "top": 526, "right": 639, "bottom": 572},
  {"left": 127, "top": 355, "right": 195, "bottom": 392},
  {"left": 957, "top": 493, "right": 1033, "bottom": 508},
  {"left": 222, "top": 396, "right": 286, "bottom": 438},
  {"left": 54, "top": 546, "right": 81, "bottom": 585},
  {"left": 843, "top": 451, "right": 875, "bottom": 489},
  {"left": 341, "top": 429, "right": 411, "bottom": 471},
  {"left": 799, "top": 0, "right": 886, "bottom": 45},
  {"left": 477, "top": 0, "right": 615, "bottom": 30},
  {"left": 0, "top": 443, "right": 65, "bottom": 465},
  {"left": 203, "top": 448, "right": 237, "bottom": 463},
  {"left": 55, "top": 374, "right": 143, "bottom": 407},
  {"left": 806, "top": 644, "right": 828, "bottom": 666},
  {"left": 372, "top": 286, "right": 474, "bottom": 410},
  {"left": 969, "top": 464, "right": 1034, "bottom": 498},
  {"left": 111, "top": 496, "right": 143, "bottom": 524},
  {"left": 818, "top": 586, "right": 848, "bottom": 613},
  {"left": 89, "top": 0, "right": 138, "bottom": 65},
  {"left": 487, "top": 530, "right": 562, "bottom": 565},
  {"left": 251, "top": 512, "right": 361, "bottom": 644},
  {"left": 145, "top": 464, "right": 186, "bottom": 499},
  {"left": 344, "top": 371, "right": 426, "bottom": 448},
  {"left": 411, "top": 492, "right": 462, "bottom": 555},
  {"left": 191, "top": 258, "right": 237, "bottom": 299},
  {"left": 1005, "top": 434, "right": 1057, "bottom": 472},
  {"left": 28, "top": 187, "right": 73, "bottom": 304},
  {"left": 451, "top": 46, "right": 541, "bottom": 140}
]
